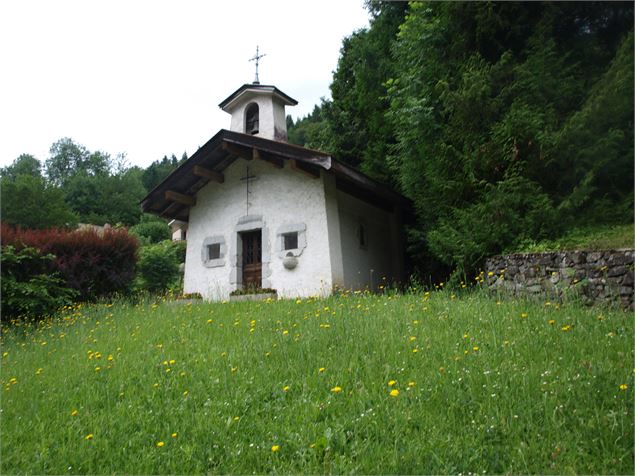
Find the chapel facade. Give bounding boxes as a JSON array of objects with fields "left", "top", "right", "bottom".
[{"left": 140, "top": 82, "right": 411, "bottom": 300}]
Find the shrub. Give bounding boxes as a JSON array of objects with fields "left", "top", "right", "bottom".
[
  {"left": 1, "top": 245, "right": 77, "bottom": 321},
  {"left": 1, "top": 223, "right": 139, "bottom": 301},
  {"left": 136, "top": 241, "right": 181, "bottom": 293},
  {"left": 129, "top": 220, "right": 171, "bottom": 245}
]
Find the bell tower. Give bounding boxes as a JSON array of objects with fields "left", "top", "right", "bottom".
[
  {"left": 218, "top": 48, "right": 298, "bottom": 142},
  {"left": 219, "top": 83, "right": 297, "bottom": 142}
]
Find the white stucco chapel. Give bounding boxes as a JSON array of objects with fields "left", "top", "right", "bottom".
[{"left": 141, "top": 81, "right": 411, "bottom": 300}]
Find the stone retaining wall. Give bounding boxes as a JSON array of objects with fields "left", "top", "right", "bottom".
[{"left": 485, "top": 249, "right": 634, "bottom": 309}]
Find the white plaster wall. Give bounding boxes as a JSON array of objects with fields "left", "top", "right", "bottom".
[
  {"left": 337, "top": 191, "right": 396, "bottom": 290},
  {"left": 184, "top": 158, "right": 334, "bottom": 300}
]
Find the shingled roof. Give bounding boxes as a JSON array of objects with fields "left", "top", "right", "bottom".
[{"left": 140, "top": 129, "right": 412, "bottom": 222}]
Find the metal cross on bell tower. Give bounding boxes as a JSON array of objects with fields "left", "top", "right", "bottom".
[{"left": 249, "top": 46, "right": 266, "bottom": 85}]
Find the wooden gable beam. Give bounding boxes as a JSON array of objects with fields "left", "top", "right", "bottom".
[
  {"left": 193, "top": 165, "right": 224, "bottom": 183},
  {"left": 290, "top": 159, "right": 320, "bottom": 178},
  {"left": 165, "top": 190, "right": 196, "bottom": 206},
  {"left": 255, "top": 148, "right": 284, "bottom": 168},
  {"left": 222, "top": 141, "right": 252, "bottom": 160}
]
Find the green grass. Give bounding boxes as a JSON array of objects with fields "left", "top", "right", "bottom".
[
  {"left": 1, "top": 291, "right": 633, "bottom": 474},
  {"left": 513, "top": 223, "right": 634, "bottom": 253}
]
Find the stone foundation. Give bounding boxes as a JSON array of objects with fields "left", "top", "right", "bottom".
[{"left": 485, "top": 249, "right": 634, "bottom": 309}]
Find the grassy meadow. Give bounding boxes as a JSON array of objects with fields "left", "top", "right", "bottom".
[{"left": 1, "top": 290, "right": 633, "bottom": 474}]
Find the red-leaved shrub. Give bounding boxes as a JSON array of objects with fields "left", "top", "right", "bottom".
[{"left": 1, "top": 223, "right": 139, "bottom": 300}]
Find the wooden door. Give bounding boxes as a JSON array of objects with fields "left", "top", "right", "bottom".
[{"left": 241, "top": 230, "right": 262, "bottom": 290}]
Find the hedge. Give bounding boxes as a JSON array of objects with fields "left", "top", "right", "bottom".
[{"left": 1, "top": 223, "right": 139, "bottom": 301}]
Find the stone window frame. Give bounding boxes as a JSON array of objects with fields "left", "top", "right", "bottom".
[
  {"left": 201, "top": 235, "right": 226, "bottom": 268},
  {"left": 276, "top": 223, "right": 307, "bottom": 258}
]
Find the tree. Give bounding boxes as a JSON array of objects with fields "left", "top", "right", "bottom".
[
  {"left": 141, "top": 154, "right": 183, "bottom": 193},
  {"left": 45, "top": 138, "right": 111, "bottom": 186},
  {"left": 0, "top": 174, "right": 77, "bottom": 228},
  {"left": 1, "top": 154, "right": 42, "bottom": 179},
  {"left": 383, "top": 1, "right": 633, "bottom": 274}
]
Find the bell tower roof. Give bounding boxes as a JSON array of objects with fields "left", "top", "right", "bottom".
[{"left": 218, "top": 83, "right": 298, "bottom": 111}]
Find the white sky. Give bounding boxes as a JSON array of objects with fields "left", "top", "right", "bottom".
[{"left": 0, "top": 0, "right": 369, "bottom": 169}]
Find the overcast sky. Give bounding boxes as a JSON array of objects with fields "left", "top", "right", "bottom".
[{"left": 0, "top": 0, "right": 370, "bottom": 169}]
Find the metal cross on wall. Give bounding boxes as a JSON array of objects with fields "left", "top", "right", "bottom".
[
  {"left": 240, "top": 165, "right": 257, "bottom": 216},
  {"left": 249, "top": 45, "right": 266, "bottom": 84}
]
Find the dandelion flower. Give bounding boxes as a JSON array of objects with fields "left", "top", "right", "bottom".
[
  {"left": 520, "top": 313, "right": 528, "bottom": 318},
  {"left": 548, "top": 320, "right": 556, "bottom": 325},
  {"left": 156, "top": 441, "right": 165, "bottom": 447},
  {"left": 473, "top": 346, "right": 479, "bottom": 351},
  {"left": 84, "top": 434, "right": 94, "bottom": 440},
  {"left": 412, "top": 348, "right": 418, "bottom": 353},
  {"left": 169, "top": 359, "right": 175, "bottom": 365},
  {"left": 408, "top": 381, "right": 416, "bottom": 387},
  {"left": 183, "top": 390, "right": 189, "bottom": 397},
  {"left": 318, "top": 367, "right": 326, "bottom": 373},
  {"left": 71, "top": 410, "right": 78, "bottom": 417},
  {"left": 390, "top": 389, "right": 399, "bottom": 397},
  {"left": 271, "top": 445, "right": 280, "bottom": 452},
  {"left": 282, "top": 330, "right": 289, "bottom": 335},
  {"left": 282, "top": 385, "right": 289, "bottom": 392},
  {"left": 331, "top": 386, "right": 342, "bottom": 393},
  {"left": 94, "top": 366, "right": 101, "bottom": 372},
  {"left": 171, "top": 433, "right": 177, "bottom": 438},
  {"left": 388, "top": 380, "right": 396, "bottom": 387},
  {"left": 620, "top": 384, "right": 628, "bottom": 391}
]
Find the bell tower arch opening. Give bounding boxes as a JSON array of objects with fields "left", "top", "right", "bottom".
[{"left": 245, "top": 102, "right": 260, "bottom": 135}]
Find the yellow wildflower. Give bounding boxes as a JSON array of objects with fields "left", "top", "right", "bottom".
[
  {"left": 548, "top": 320, "right": 556, "bottom": 325},
  {"left": 271, "top": 445, "right": 280, "bottom": 452},
  {"left": 85, "top": 433, "right": 94, "bottom": 440},
  {"left": 408, "top": 381, "right": 416, "bottom": 387},
  {"left": 620, "top": 384, "right": 628, "bottom": 391},
  {"left": 331, "top": 386, "right": 342, "bottom": 393},
  {"left": 388, "top": 380, "right": 396, "bottom": 387},
  {"left": 318, "top": 367, "right": 326, "bottom": 373},
  {"left": 71, "top": 409, "right": 78, "bottom": 417},
  {"left": 282, "top": 385, "right": 289, "bottom": 392},
  {"left": 156, "top": 441, "right": 165, "bottom": 447},
  {"left": 520, "top": 313, "right": 528, "bottom": 318},
  {"left": 171, "top": 433, "right": 177, "bottom": 438},
  {"left": 390, "top": 389, "right": 399, "bottom": 397}
]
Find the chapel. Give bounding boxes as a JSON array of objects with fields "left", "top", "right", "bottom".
[{"left": 140, "top": 75, "right": 411, "bottom": 300}]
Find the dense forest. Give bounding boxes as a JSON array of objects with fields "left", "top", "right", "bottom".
[
  {"left": 288, "top": 1, "right": 634, "bottom": 280},
  {"left": 3, "top": 2, "right": 633, "bottom": 282},
  {"left": 1, "top": 139, "right": 186, "bottom": 228}
]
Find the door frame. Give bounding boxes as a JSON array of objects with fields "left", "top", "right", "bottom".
[{"left": 240, "top": 229, "right": 262, "bottom": 290}]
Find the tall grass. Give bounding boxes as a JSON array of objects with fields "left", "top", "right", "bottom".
[{"left": 1, "top": 291, "right": 632, "bottom": 474}]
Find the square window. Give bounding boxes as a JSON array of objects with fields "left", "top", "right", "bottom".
[
  {"left": 207, "top": 243, "right": 221, "bottom": 260},
  {"left": 283, "top": 232, "right": 298, "bottom": 250}
]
